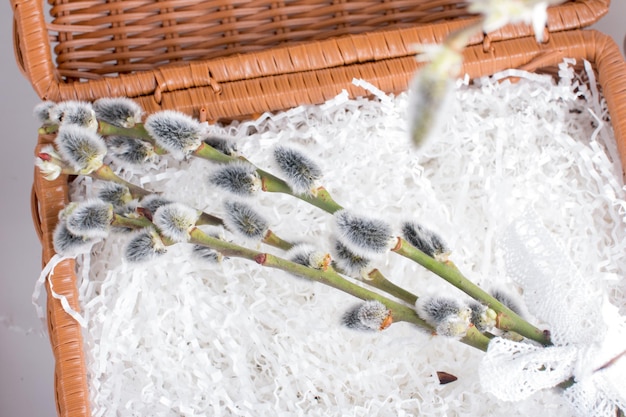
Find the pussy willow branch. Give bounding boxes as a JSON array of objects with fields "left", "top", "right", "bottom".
[
  {"left": 188, "top": 227, "right": 491, "bottom": 351},
  {"left": 197, "top": 145, "right": 549, "bottom": 344},
  {"left": 58, "top": 156, "right": 418, "bottom": 307},
  {"left": 195, "top": 143, "right": 344, "bottom": 213},
  {"left": 39, "top": 121, "right": 165, "bottom": 155},
  {"left": 59, "top": 118, "right": 345, "bottom": 213},
  {"left": 51, "top": 117, "right": 548, "bottom": 344},
  {"left": 392, "top": 238, "right": 550, "bottom": 345},
  {"left": 106, "top": 213, "right": 488, "bottom": 349},
  {"left": 60, "top": 163, "right": 302, "bottom": 249}
]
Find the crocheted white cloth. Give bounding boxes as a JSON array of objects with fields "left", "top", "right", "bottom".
[{"left": 479, "top": 211, "right": 626, "bottom": 416}]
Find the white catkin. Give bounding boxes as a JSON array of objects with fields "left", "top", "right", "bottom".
[{"left": 72, "top": 61, "right": 626, "bottom": 417}]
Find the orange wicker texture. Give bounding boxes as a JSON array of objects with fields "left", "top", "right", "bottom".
[
  {"left": 14, "top": 1, "right": 626, "bottom": 416},
  {"left": 13, "top": 0, "right": 608, "bottom": 100}
]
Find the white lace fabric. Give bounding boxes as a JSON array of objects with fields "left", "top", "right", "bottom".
[{"left": 479, "top": 212, "right": 626, "bottom": 417}]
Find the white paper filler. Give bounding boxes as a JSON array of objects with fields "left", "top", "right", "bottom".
[{"left": 69, "top": 59, "right": 626, "bottom": 417}]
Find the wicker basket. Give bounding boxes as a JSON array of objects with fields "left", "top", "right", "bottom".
[{"left": 12, "top": 0, "right": 626, "bottom": 416}]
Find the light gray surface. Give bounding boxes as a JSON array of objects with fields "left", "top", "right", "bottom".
[
  {"left": 0, "top": 2, "right": 56, "bottom": 417},
  {"left": 1, "top": 2, "right": 625, "bottom": 417}
]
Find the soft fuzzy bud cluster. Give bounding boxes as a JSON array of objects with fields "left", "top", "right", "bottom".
[
  {"left": 203, "top": 136, "right": 238, "bottom": 157},
  {"left": 50, "top": 101, "right": 98, "bottom": 131},
  {"left": 35, "top": 145, "right": 64, "bottom": 181},
  {"left": 416, "top": 296, "right": 472, "bottom": 338},
  {"left": 140, "top": 195, "right": 173, "bottom": 217},
  {"left": 286, "top": 243, "right": 331, "bottom": 271},
  {"left": 409, "top": 43, "right": 461, "bottom": 149},
  {"left": 33, "top": 101, "right": 57, "bottom": 126},
  {"left": 107, "top": 136, "right": 157, "bottom": 166},
  {"left": 153, "top": 203, "right": 200, "bottom": 243},
  {"left": 468, "top": 0, "right": 565, "bottom": 42},
  {"left": 53, "top": 222, "right": 100, "bottom": 257},
  {"left": 401, "top": 221, "right": 450, "bottom": 261},
  {"left": 144, "top": 110, "right": 204, "bottom": 159},
  {"left": 65, "top": 200, "right": 114, "bottom": 239},
  {"left": 191, "top": 244, "right": 223, "bottom": 264},
  {"left": 330, "top": 237, "right": 373, "bottom": 278},
  {"left": 334, "top": 210, "right": 396, "bottom": 256},
  {"left": 125, "top": 229, "right": 167, "bottom": 262},
  {"left": 209, "top": 162, "right": 262, "bottom": 197},
  {"left": 52, "top": 200, "right": 114, "bottom": 257},
  {"left": 222, "top": 200, "right": 269, "bottom": 242},
  {"left": 93, "top": 97, "right": 143, "bottom": 128},
  {"left": 342, "top": 300, "right": 393, "bottom": 331},
  {"left": 55, "top": 125, "right": 107, "bottom": 174},
  {"left": 273, "top": 145, "right": 323, "bottom": 195},
  {"left": 97, "top": 183, "right": 133, "bottom": 208},
  {"left": 468, "top": 301, "right": 497, "bottom": 332}
]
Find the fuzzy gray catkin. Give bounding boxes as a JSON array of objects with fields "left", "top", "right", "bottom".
[
  {"left": 55, "top": 125, "right": 107, "bottom": 173},
  {"left": 273, "top": 145, "right": 323, "bottom": 195},
  {"left": 144, "top": 110, "right": 204, "bottom": 159},
  {"left": 65, "top": 200, "right": 113, "bottom": 239},
  {"left": 125, "top": 229, "right": 167, "bottom": 263},
  {"left": 209, "top": 162, "right": 262, "bottom": 197},
  {"left": 334, "top": 210, "right": 395, "bottom": 256},
  {"left": 222, "top": 200, "right": 269, "bottom": 241},
  {"left": 93, "top": 97, "right": 143, "bottom": 128}
]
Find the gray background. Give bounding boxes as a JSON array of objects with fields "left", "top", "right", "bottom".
[{"left": 1, "top": 2, "right": 625, "bottom": 416}]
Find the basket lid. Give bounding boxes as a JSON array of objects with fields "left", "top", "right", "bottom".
[{"left": 11, "top": 0, "right": 610, "bottom": 104}]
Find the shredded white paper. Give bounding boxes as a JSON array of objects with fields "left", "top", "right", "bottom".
[{"left": 67, "top": 60, "right": 626, "bottom": 417}]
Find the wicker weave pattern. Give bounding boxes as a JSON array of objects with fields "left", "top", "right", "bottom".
[
  {"left": 49, "top": 0, "right": 475, "bottom": 79},
  {"left": 13, "top": 0, "right": 609, "bottom": 85}
]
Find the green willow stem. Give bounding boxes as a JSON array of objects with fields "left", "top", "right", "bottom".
[
  {"left": 188, "top": 227, "right": 491, "bottom": 352},
  {"left": 392, "top": 237, "right": 551, "bottom": 346},
  {"left": 194, "top": 142, "right": 237, "bottom": 164},
  {"left": 92, "top": 165, "right": 152, "bottom": 198},
  {"left": 231, "top": 160, "right": 548, "bottom": 344},
  {"left": 263, "top": 230, "right": 294, "bottom": 251},
  {"left": 257, "top": 167, "right": 344, "bottom": 213},
  {"left": 196, "top": 212, "right": 224, "bottom": 227},
  {"left": 46, "top": 115, "right": 547, "bottom": 347},
  {"left": 49, "top": 154, "right": 302, "bottom": 252},
  {"left": 98, "top": 121, "right": 154, "bottom": 142},
  {"left": 367, "top": 269, "right": 419, "bottom": 305},
  {"left": 110, "top": 188, "right": 296, "bottom": 253},
  {"left": 111, "top": 214, "right": 154, "bottom": 229},
  {"left": 97, "top": 121, "right": 169, "bottom": 155},
  {"left": 47, "top": 117, "right": 345, "bottom": 213}
]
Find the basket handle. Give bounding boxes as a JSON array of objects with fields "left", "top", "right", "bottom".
[
  {"left": 11, "top": 0, "right": 59, "bottom": 100},
  {"left": 12, "top": 13, "right": 27, "bottom": 78}
]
